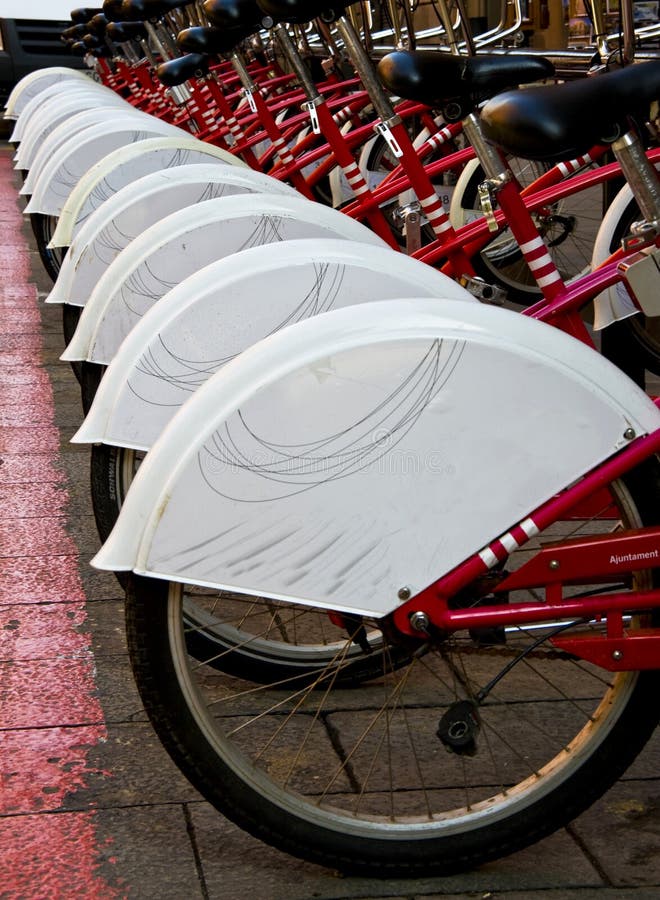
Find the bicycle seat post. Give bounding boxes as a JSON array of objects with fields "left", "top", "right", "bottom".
[{"left": 612, "top": 129, "right": 660, "bottom": 238}]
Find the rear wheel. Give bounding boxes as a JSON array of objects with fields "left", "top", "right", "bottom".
[
  {"left": 62, "top": 304, "right": 83, "bottom": 384},
  {"left": 125, "top": 460, "right": 660, "bottom": 875},
  {"left": 593, "top": 192, "right": 660, "bottom": 377},
  {"left": 451, "top": 158, "right": 605, "bottom": 305},
  {"left": 31, "top": 213, "right": 66, "bottom": 282}
]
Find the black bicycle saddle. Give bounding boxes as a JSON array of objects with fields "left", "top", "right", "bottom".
[
  {"left": 481, "top": 61, "right": 660, "bottom": 161},
  {"left": 103, "top": 0, "right": 125, "bottom": 19},
  {"left": 257, "top": 0, "right": 360, "bottom": 25},
  {"left": 107, "top": 21, "right": 148, "bottom": 41},
  {"left": 83, "top": 32, "right": 103, "bottom": 47},
  {"left": 71, "top": 8, "right": 103, "bottom": 23},
  {"left": 62, "top": 23, "right": 88, "bottom": 39},
  {"left": 120, "top": 0, "right": 194, "bottom": 20},
  {"left": 157, "top": 53, "right": 210, "bottom": 85},
  {"left": 203, "top": 0, "right": 266, "bottom": 29},
  {"left": 87, "top": 13, "right": 109, "bottom": 34},
  {"left": 378, "top": 51, "right": 554, "bottom": 119},
  {"left": 178, "top": 25, "right": 251, "bottom": 55}
]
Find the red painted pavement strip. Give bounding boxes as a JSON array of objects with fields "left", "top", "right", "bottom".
[
  {"left": 0, "top": 815, "right": 120, "bottom": 898},
  {"left": 0, "top": 454, "right": 64, "bottom": 484},
  {"left": 1, "top": 483, "right": 69, "bottom": 518},
  {"left": 0, "top": 153, "right": 120, "bottom": 895},
  {"left": 0, "top": 555, "right": 87, "bottom": 605}
]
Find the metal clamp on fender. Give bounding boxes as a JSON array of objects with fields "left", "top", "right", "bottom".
[
  {"left": 617, "top": 246, "right": 660, "bottom": 316},
  {"left": 374, "top": 117, "right": 403, "bottom": 158},
  {"left": 477, "top": 171, "right": 511, "bottom": 233}
]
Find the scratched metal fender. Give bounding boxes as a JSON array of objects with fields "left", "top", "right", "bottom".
[{"left": 23, "top": 115, "right": 185, "bottom": 216}]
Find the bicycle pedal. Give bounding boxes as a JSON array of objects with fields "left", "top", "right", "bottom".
[{"left": 459, "top": 275, "right": 507, "bottom": 306}]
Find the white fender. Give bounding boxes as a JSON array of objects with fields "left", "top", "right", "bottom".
[
  {"left": 24, "top": 117, "right": 185, "bottom": 215},
  {"left": 91, "top": 298, "right": 660, "bottom": 617},
  {"left": 73, "top": 239, "right": 474, "bottom": 450},
  {"left": 449, "top": 157, "right": 483, "bottom": 229},
  {"left": 47, "top": 164, "right": 297, "bottom": 307},
  {"left": 5, "top": 68, "right": 95, "bottom": 121},
  {"left": 50, "top": 137, "right": 243, "bottom": 248},
  {"left": 20, "top": 108, "right": 162, "bottom": 196},
  {"left": 15, "top": 89, "right": 127, "bottom": 171},
  {"left": 591, "top": 182, "right": 639, "bottom": 330},
  {"left": 10, "top": 82, "right": 109, "bottom": 149},
  {"left": 62, "top": 193, "right": 387, "bottom": 364}
]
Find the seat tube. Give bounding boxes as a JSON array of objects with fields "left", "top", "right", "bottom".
[{"left": 334, "top": 14, "right": 475, "bottom": 272}]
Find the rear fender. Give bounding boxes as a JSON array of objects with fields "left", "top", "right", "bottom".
[
  {"left": 91, "top": 298, "right": 660, "bottom": 618},
  {"left": 16, "top": 90, "right": 126, "bottom": 170},
  {"left": 5, "top": 67, "right": 96, "bottom": 121},
  {"left": 61, "top": 193, "right": 388, "bottom": 365},
  {"left": 21, "top": 107, "right": 136, "bottom": 194},
  {"left": 24, "top": 117, "right": 183, "bottom": 216},
  {"left": 49, "top": 137, "right": 242, "bottom": 248},
  {"left": 73, "top": 239, "right": 474, "bottom": 450},
  {"left": 46, "top": 163, "right": 296, "bottom": 307}
]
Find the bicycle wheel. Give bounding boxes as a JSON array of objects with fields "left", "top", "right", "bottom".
[
  {"left": 30, "top": 212, "right": 66, "bottom": 282},
  {"left": 593, "top": 192, "right": 660, "bottom": 377},
  {"left": 80, "top": 362, "right": 105, "bottom": 416},
  {"left": 452, "top": 157, "right": 605, "bottom": 305},
  {"left": 125, "top": 459, "right": 660, "bottom": 875},
  {"left": 62, "top": 304, "right": 83, "bottom": 384},
  {"left": 92, "top": 443, "right": 402, "bottom": 682}
]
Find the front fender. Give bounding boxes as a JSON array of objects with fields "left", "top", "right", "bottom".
[{"left": 92, "top": 298, "right": 660, "bottom": 618}]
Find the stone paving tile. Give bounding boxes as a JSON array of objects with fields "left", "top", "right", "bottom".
[
  {"left": 0, "top": 553, "right": 85, "bottom": 604},
  {"left": 92, "top": 804, "right": 206, "bottom": 899},
  {"left": 189, "top": 802, "right": 603, "bottom": 900},
  {"left": 570, "top": 779, "right": 660, "bottom": 887}
]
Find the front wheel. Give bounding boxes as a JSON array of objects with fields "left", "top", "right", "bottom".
[{"left": 125, "top": 462, "right": 660, "bottom": 876}]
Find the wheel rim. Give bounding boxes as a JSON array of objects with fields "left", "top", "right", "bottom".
[
  {"left": 161, "top": 478, "right": 650, "bottom": 840},
  {"left": 457, "top": 158, "right": 604, "bottom": 303}
]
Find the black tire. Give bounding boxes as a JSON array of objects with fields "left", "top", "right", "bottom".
[
  {"left": 125, "top": 460, "right": 660, "bottom": 876},
  {"left": 456, "top": 158, "right": 605, "bottom": 305},
  {"left": 80, "top": 361, "right": 106, "bottom": 416},
  {"left": 30, "top": 213, "right": 67, "bottom": 282},
  {"left": 62, "top": 304, "right": 83, "bottom": 384},
  {"left": 597, "top": 194, "right": 660, "bottom": 378}
]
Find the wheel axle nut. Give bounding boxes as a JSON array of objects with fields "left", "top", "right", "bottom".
[{"left": 409, "top": 611, "right": 430, "bottom": 632}]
